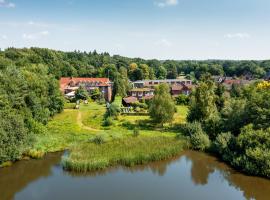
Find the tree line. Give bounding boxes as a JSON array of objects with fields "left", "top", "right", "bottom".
[
  {"left": 184, "top": 75, "right": 270, "bottom": 178},
  {"left": 0, "top": 64, "right": 64, "bottom": 165},
  {"left": 1, "top": 47, "right": 270, "bottom": 81}
]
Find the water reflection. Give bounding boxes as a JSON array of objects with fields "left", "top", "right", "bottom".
[
  {"left": 67, "top": 151, "right": 270, "bottom": 200},
  {"left": 0, "top": 152, "right": 62, "bottom": 200},
  {"left": 67, "top": 156, "right": 180, "bottom": 177},
  {"left": 1, "top": 151, "right": 270, "bottom": 200},
  {"left": 184, "top": 151, "right": 270, "bottom": 200}
]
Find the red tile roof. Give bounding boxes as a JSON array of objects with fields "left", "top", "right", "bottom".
[{"left": 60, "top": 77, "right": 111, "bottom": 91}]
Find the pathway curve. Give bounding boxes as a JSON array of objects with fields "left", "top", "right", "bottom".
[{"left": 77, "top": 111, "right": 99, "bottom": 132}]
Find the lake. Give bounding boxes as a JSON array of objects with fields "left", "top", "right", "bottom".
[{"left": 1, "top": 151, "right": 270, "bottom": 200}]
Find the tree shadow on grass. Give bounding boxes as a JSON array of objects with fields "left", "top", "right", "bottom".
[
  {"left": 121, "top": 118, "right": 181, "bottom": 133},
  {"left": 165, "top": 123, "right": 186, "bottom": 134}
]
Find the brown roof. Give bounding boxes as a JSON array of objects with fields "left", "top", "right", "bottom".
[
  {"left": 171, "top": 84, "right": 193, "bottom": 91},
  {"left": 171, "top": 84, "right": 184, "bottom": 91},
  {"left": 143, "top": 95, "right": 154, "bottom": 100},
  {"left": 123, "top": 96, "right": 138, "bottom": 104}
]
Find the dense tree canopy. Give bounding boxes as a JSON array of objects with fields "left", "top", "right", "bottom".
[
  {"left": 0, "top": 53, "right": 64, "bottom": 164},
  {"left": 186, "top": 75, "right": 270, "bottom": 177},
  {"left": 1, "top": 48, "right": 269, "bottom": 82}
]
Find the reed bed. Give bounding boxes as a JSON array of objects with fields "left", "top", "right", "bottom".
[{"left": 62, "top": 136, "right": 186, "bottom": 172}]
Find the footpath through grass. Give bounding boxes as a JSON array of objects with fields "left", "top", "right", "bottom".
[{"left": 31, "top": 102, "right": 188, "bottom": 171}]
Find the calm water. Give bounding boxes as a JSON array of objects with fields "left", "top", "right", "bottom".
[{"left": 1, "top": 151, "right": 270, "bottom": 200}]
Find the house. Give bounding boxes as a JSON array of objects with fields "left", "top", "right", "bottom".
[
  {"left": 171, "top": 83, "right": 193, "bottom": 97},
  {"left": 129, "top": 88, "right": 154, "bottom": 100},
  {"left": 122, "top": 96, "right": 138, "bottom": 107},
  {"left": 212, "top": 76, "right": 233, "bottom": 83},
  {"left": 132, "top": 78, "right": 193, "bottom": 88},
  {"left": 212, "top": 76, "right": 253, "bottom": 90},
  {"left": 122, "top": 78, "right": 194, "bottom": 106},
  {"left": 223, "top": 79, "right": 254, "bottom": 90},
  {"left": 122, "top": 88, "right": 154, "bottom": 106},
  {"left": 60, "top": 77, "right": 112, "bottom": 101}
]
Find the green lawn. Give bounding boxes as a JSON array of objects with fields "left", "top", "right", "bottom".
[{"left": 31, "top": 101, "right": 188, "bottom": 170}]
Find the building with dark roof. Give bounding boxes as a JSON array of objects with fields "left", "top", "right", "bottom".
[{"left": 132, "top": 78, "right": 192, "bottom": 88}]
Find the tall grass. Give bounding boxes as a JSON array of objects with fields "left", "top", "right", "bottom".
[{"left": 62, "top": 136, "right": 187, "bottom": 172}]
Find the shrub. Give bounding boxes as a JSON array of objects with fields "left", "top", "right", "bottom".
[
  {"left": 180, "top": 121, "right": 203, "bottom": 137},
  {"left": 75, "top": 85, "right": 89, "bottom": 100},
  {"left": 232, "top": 125, "right": 270, "bottom": 177},
  {"left": 190, "top": 131, "right": 211, "bottom": 151},
  {"left": 175, "top": 94, "right": 189, "bottom": 105},
  {"left": 133, "top": 128, "right": 140, "bottom": 137},
  {"left": 105, "top": 102, "right": 120, "bottom": 118},
  {"left": 202, "top": 113, "right": 221, "bottom": 140},
  {"left": 26, "top": 118, "right": 47, "bottom": 135},
  {"left": 213, "top": 125, "right": 270, "bottom": 178},
  {"left": 98, "top": 97, "right": 106, "bottom": 105},
  {"left": 212, "top": 132, "right": 234, "bottom": 161},
  {"left": 122, "top": 121, "right": 135, "bottom": 129},
  {"left": 103, "top": 117, "right": 114, "bottom": 127},
  {"left": 90, "top": 135, "right": 106, "bottom": 145},
  {"left": 131, "top": 102, "right": 148, "bottom": 109},
  {"left": 25, "top": 149, "right": 45, "bottom": 159},
  {"left": 135, "top": 107, "right": 141, "bottom": 112},
  {"left": 91, "top": 88, "right": 101, "bottom": 101},
  {"left": 0, "top": 110, "right": 28, "bottom": 164}
]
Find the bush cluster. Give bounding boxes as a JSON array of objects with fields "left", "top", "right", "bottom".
[
  {"left": 186, "top": 77, "right": 270, "bottom": 177},
  {"left": 213, "top": 125, "right": 270, "bottom": 177}
]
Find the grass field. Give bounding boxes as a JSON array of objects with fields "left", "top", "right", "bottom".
[{"left": 31, "top": 101, "right": 188, "bottom": 170}]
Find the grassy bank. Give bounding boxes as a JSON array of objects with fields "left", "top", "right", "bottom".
[
  {"left": 62, "top": 136, "right": 187, "bottom": 172},
  {"left": 27, "top": 101, "right": 188, "bottom": 171},
  {"left": 31, "top": 102, "right": 188, "bottom": 154}
]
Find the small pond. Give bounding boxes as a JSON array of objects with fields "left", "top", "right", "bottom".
[{"left": 1, "top": 151, "right": 270, "bottom": 200}]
